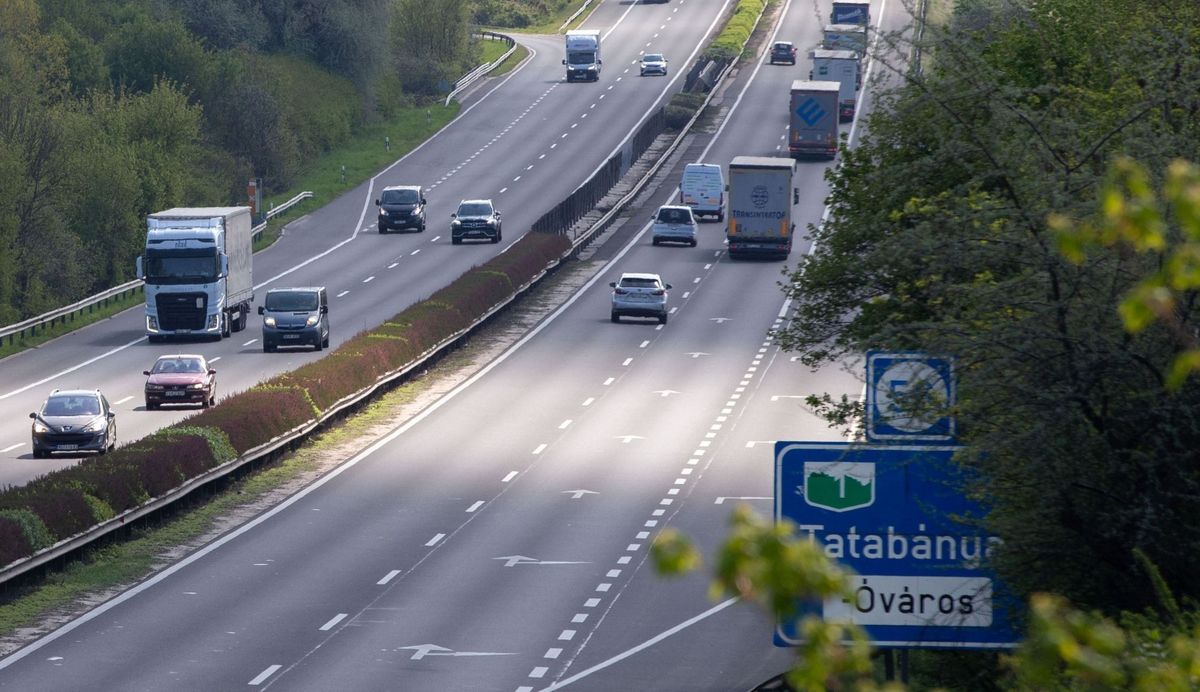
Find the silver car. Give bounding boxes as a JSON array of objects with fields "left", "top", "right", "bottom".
[
  {"left": 610, "top": 272, "right": 672, "bottom": 324},
  {"left": 651, "top": 205, "right": 697, "bottom": 246},
  {"left": 640, "top": 53, "right": 668, "bottom": 76}
]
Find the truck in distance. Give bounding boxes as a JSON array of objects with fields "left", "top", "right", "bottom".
[
  {"left": 810, "top": 49, "right": 860, "bottom": 122},
  {"left": 563, "top": 30, "right": 602, "bottom": 82},
  {"left": 726, "top": 156, "right": 796, "bottom": 260},
  {"left": 789, "top": 80, "right": 840, "bottom": 160},
  {"left": 823, "top": 23, "right": 867, "bottom": 59},
  {"left": 831, "top": 0, "right": 871, "bottom": 26},
  {"left": 137, "top": 207, "right": 254, "bottom": 342}
]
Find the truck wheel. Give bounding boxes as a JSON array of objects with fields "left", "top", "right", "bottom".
[
  {"left": 238, "top": 309, "right": 248, "bottom": 332},
  {"left": 221, "top": 314, "right": 231, "bottom": 338}
]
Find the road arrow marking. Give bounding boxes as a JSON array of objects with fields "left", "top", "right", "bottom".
[
  {"left": 563, "top": 489, "right": 598, "bottom": 499},
  {"left": 710, "top": 317, "right": 732, "bottom": 323},
  {"left": 616, "top": 435, "right": 644, "bottom": 444},
  {"left": 685, "top": 352, "right": 710, "bottom": 359},
  {"left": 493, "top": 555, "right": 591, "bottom": 568},
  {"left": 770, "top": 395, "right": 807, "bottom": 402},
  {"left": 715, "top": 496, "right": 771, "bottom": 504},
  {"left": 652, "top": 390, "right": 680, "bottom": 397},
  {"left": 397, "top": 644, "right": 516, "bottom": 661}
]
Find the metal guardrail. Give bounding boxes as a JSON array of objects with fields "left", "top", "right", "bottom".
[
  {"left": 558, "top": 0, "right": 597, "bottom": 32},
  {"left": 0, "top": 192, "right": 313, "bottom": 348},
  {"left": 445, "top": 31, "right": 518, "bottom": 106}
]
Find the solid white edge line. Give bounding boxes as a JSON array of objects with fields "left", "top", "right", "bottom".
[
  {"left": 0, "top": 337, "right": 145, "bottom": 400},
  {"left": 541, "top": 599, "right": 739, "bottom": 690}
]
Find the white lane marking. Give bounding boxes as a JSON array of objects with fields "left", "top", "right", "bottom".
[
  {"left": 530, "top": 667, "right": 549, "bottom": 679},
  {"left": 622, "top": 358, "right": 632, "bottom": 366},
  {"left": 533, "top": 443, "right": 547, "bottom": 455},
  {"left": 527, "top": 165, "right": 534, "bottom": 170},
  {"left": 541, "top": 599, "right": 739, "bottom": 690},
  {"left": 682, "top": 291, "right": 690, "bottom": 299},
  {"left": 607, "top": 569, "right": 621, "bottom": 578},
  {"left": 430, "top": 236, "right": 442, "bottom": 243},
  {"left": 550, "top": 143, "right": 557, "bottom": 148},
  {"left": 363, "top": 276, "right": 375, "bottom": 283},
  {"left": 500, "top": 187, "right": 509, "bottom": 193},
  {"left": 503, "top": 471, "right": 518, "bottom": 482},
  {"left": 558, "top": 419, "right": 572, "bottom": 429},
  {"left": 0, "top": 336, "right": 145, "bottom": 401},
  {"left": 114, "top": 396, "right": 133, "bottom": 406},
  {"left": 243, "top": 338, "right": 258, "bottom": 346},
  {"left": 378, "top": 570, "right": 401, "bottom": 585},
  {"left": 545, "top": 648, "right": 563, "bottom": 659},
  {"left": 467, "top": 501, "right": 484, "bottom": 513},
  {"left": 514, "top": 176, "right": 522, "bottom": 182},
  {"left": 209, "top": 356, "right": 221, "bottom": 363},
  {"left": 426, "top": 533, "right": 445, "bottom": 546},
  {"left": 639, "top": 340, "right": 649, "bottom": 348},
  {"left": 388, "top": 262, "right": 399, "bottom": 269},
  {"left": 603, "top": 377, "right": 615, "bottom": 386},
  {"left": 581, "top": 397, "right": 594, "bottom": 407},
  {"left": 319, "top": 613, "right": 348, "bottom": 631},
  {"left": 410, "top": 249, "right": 421, "bottom": 256},
  {"left": 249, "top": 665, "right": 281, "bottom": 686},
  {"left": 559, "top": 630, "right": 576, "bottom": 641},
  {"left": 571, "top": 614, "right": 588, "bottom": 623},
  {"left": 715, "top": 496, "right": 771, "bottom": 504},
  {"left": 336, "top": 290, "right": 350, "bottom": 298},
  {"left": 596, "top": 583, "right": 611, "bottom": 592},
  {"left": 585, "top": 598, "right": 601, "bottom": 607},
  {"left": 1, "top": 443, "right": 22, "bottom": 453},
  {"left": 539, "top": 154, "right": 546, "bottom": 159}
]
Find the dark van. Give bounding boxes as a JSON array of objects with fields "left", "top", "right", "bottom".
[{"left": 259, "top": 287, "right": 330, "bottom": 352}]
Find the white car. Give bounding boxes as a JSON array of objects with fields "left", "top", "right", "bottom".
[
  {"left": 639, "top": 53, "right": 668, "bottom": 76},
  {"left": 651, "top": 205, "right": 697, "bottom": 247},
  {"left": 610, "top": 273, "right": 672, "bottom": 324}
]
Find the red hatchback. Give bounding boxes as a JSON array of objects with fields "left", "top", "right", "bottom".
[{"left": 144, "top": 354, "right": 216, "bottom": 409}]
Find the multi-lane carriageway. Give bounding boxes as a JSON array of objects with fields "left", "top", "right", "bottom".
[{"left": 0, "top": 0, "right": 906, "bottom": 688}]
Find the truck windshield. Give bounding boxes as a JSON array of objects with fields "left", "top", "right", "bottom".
[
  {"left": 144, "top": 249, "right": 219, "bottom": 283},
  {"left": 567, "top": 51, "right": 595, "bottom": 64}
]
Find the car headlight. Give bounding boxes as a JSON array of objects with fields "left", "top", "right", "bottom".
[
  {"left": 188, "top": 382, "right": 206, "bottom": 390},
  {"left": 146, "top": 384, "right": 164, "bottom": 391},
  {"left": 305, "top": 315, "right": 320, "bottom": 327},
  {"left": 264, "top": 316, "right": 277, "bottom": 327},
  {"left": 32, "top": 419, "right": 48, "bottom": 434},
  {"left": 451, "top": 220, "right": 462, "bottom": 228},
  {"left": 379, "top": 208, "right": 389, "bottom": 216},
  {"left": 82, "top": 417, "right": 105, "bottom": 433}
]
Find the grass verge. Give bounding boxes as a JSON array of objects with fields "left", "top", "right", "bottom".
[{"left": 0, "top": 290, "right": 144, "bottom": 362}]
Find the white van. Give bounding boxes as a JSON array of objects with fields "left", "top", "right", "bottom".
[{"left": 679, "top": 163, "right": 725, "bottom": 221}]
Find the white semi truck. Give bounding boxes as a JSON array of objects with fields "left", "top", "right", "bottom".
[
  {"left": 136, "top": 207, "right": 254, "bottom": 342},
  {"left": 563, "top": 29, "right": 602, "bottom": 82},
  {"left": 810, "top": 49, "right": 860, "bottom": 122},
  {"left": 726, "top": 156, "right": 797, "bottom": 260},
  {"left": 789, "top": 80, "right": 840, "bottom": 160}
]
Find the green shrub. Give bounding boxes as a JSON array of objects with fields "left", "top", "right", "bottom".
[
  {"left": 0, "top": 516, "right": 33, "bottom": 567},
  {"left": 705, "top": 0, "right": 767, "bottom": 60},
  {"left": 182, "top": 387, "right": 317, "bottom": 453},
  {"left": 0, "top": 509, "right": 52, "bottom": 554},
  {"left": 0, "top": 486, "right": 96, "bottom": 542}
]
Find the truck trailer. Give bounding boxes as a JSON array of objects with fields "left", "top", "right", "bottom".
[
  {"left": 137, "top": 207, "right": 254, "bottom": 342},
  {"left": 810, "top": 49, "right": 860, "bottom": 122},
  {"left": 831, "top": 0, "right": 871, "bottom": 26},
  {"left": 823, "top": 23, "right": 868, "bottom": 59},
  {"left": 563, "top": 30, "right": 602, "bottom": 82},
  {"left": 789, "top": 80, "right": 840, "bottom": 160},
  {"left": 726, "top": 156, "right": 796, "bottom": 260}
]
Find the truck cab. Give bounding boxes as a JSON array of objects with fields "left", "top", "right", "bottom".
[{"left": 564, "top": 30, "right": 602, "bottom": 82}]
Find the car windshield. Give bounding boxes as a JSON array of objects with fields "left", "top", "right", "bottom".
[
  {"left": 657, "top": 208, "right": 692, "bottom": 224},
  {"left": 153, "top": 357, "right": 205, "bottom": 374},
  {"left": 457, "top": 203, "right": 493, "bottom": 216},
  {"left": 43, "top": 395, "right": 100, "bottom": 416},
  {"left": 381, "top": 189, "right": 419, "bottom": 204},
  {"left": 644, "top": 54, "right": 664, "bottom": 62},
  {"left": 265, "top": 291, "right": 319, "bottom": 311},
  {"left": 620, "top": 277, "right": 661, "bottom": 289},
  {"left": 775, "top": 43, "right": 792, "bottom": 50}
]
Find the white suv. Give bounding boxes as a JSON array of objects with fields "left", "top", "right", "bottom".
[
  {"left": 651, "top": 205, "right": 697, "bottom": 246},
  {"left": 610, "top": 273, "right": 672, "bottom": 324}
]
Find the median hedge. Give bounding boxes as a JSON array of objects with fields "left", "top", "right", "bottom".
[
  {"left": 705, "top": 0, "right": 768, "bottom": 60},
  {"left": 0, "top": 230, "right": 570, "bottom": 570}
]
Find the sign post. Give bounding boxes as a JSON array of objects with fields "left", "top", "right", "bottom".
[{"left": 774, "top": 441, "right": 1018, "bottom": 649}]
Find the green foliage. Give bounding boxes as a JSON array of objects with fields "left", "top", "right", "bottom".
[
  {"left": 704, "top": 0, "right": 766, "bottom": 60},
  {"left": 0, "top": 509, "right": 53, "bottom": 553}
]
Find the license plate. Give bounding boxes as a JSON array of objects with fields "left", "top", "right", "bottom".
[
  {"left": 283, "top": 334, "right": 300, "bottom": 340},
  {"left": 57, "top": 444, "right": 78, "bottom": 450},
  {"left": 166, "top": 391, "right": 185, "bottom": 397}
]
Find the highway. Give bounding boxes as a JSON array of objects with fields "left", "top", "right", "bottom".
[
  {"left": 0, "top": 0, "right": 734, "bottom": 487},
  {"left": 0, "top": 0, "right": 909, "bottom": 688}
]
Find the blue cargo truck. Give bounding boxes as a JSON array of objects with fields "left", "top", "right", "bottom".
[
  {"left": 137, "top": 207, "right": 254, "bottom": 342},
  {"left": 789, "top": 80, "right": 840, "bottom": 160}
]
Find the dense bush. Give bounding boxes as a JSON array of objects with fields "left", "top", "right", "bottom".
[
  {"left": 184, "top": 387, "right": 317, "bottom": 453},
  {"left": 704, "top": 0, "right": 765, "bottom": 60},
  {"left": 0, "top": 485, "right": 97, "bottom": 543},
  {"left": 0, "top": 516, "right": 33, "bottom": 569}
]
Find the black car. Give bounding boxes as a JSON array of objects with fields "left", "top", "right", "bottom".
[
  {"left": 770, "top": 41, "right": 797, "bottom": 65},
  {"left": 451, "top": 199, "right": 502, "bottom": 244},
  {"left": 30, "top": 389, "right": 116, "bottom": 458},
  {"left": 375, "top": 185, "right": 426, "bottom": 233}
]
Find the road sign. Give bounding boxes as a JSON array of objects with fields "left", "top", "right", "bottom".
[
  {"left": 774, "top": 441, "right": 1019, "bottom": 649},
  {"left": 866, "top": 352, "right": 955, "bottom": 442}
]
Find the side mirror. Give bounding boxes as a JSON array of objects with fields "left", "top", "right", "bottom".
[
  {"left": 562, "top": 59, "right": 567, "bottom": 65},
  {"left": 597, "top": 59, "right": 603, "bottom": 64},
  {"left": 108, "top": 411, "right": 116, "bottom": 419},
  {"left": 219, "top": 253, "right": 229, "bottom": 279},
  {"left": 374, "top": 199, "right": 380, "bottom": 206},
  {"left": 608, "top": 282, "right": 616, "bottom": 288},
  {"left": 494, "top": 211, "right": 501, "bottom": 217},
  {"left": 135, "top": 256, "right": 144, "bottom": 280},
  {"left": 793, "top": 188, "right": 799, "bottom": 204},
  {"left": 257, "top": 306, "right": 265, "bottom": 315},
  {"left": 29, "top": 412, "right": 36, "bottom": 419},
  {"left": 143, "top": 370, "right": 151, "bottom": 376},
  {"left": 320, "top": 305, "right": 328, "bottom": 314},
  {"left": 421, "top": 198, "right": 427, "bottom": 205},
  {"left": 451, "top": 213, "right": 457, "bottom": 219},
  {"left": 208, "top": 369, "right": 217, "bottom": 375},
  {"left": 665, "top": 284, "right": 674, "bottom": 290}
]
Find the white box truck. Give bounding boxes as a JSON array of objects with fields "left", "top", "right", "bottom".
[
  {"left": 831, "top": 0, "right": 871, "bottom": 26},
  {"left": 726, "top": 156, "right": 796, "bottom": 260},
  {"left": 823, "top": 24, "right": 867, "bottom": 59},
  {"left": 563, "top": 30, "right": 602, "bottom": 82},
  {"left": 679, "top": 163, "right": 725, "bottom": 221},
  {"left": 136, "top": 207, "right": 254, "bottom": 342},
  {"left": 789, "top": 80, "right": 840, "bottom": 160},
  {"left": 810, "top": 49, "right": 860, "bottom": 122}
]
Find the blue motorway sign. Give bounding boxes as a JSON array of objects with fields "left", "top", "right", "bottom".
[
  {"left": 774, "top": 441, "right": 1019, "bottom": 649},
  {"left": 866, "top": 351, "right": 955, "bottom": 443}
]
